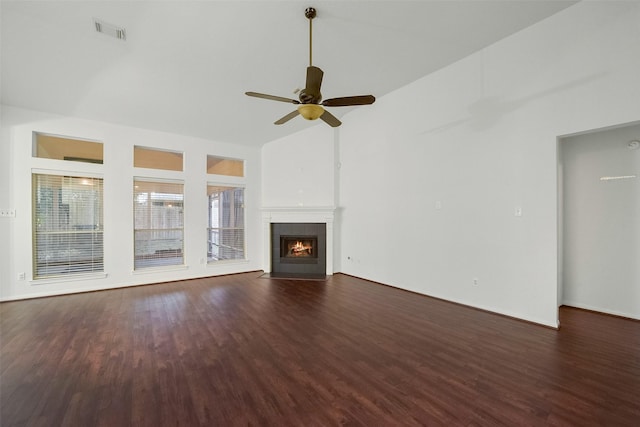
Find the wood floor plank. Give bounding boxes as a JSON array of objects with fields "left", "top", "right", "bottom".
[{"left": 1, "top": 272, "right": 639, "bottom": 426}]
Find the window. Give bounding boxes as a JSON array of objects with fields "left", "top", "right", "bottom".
[
  {"left": 33, "top": 174, "right": 104, "bottom": 278},
  {"left": 134, "top": 180, "right": 184, "bottom": 269},
  {"left": 34, "top": 133, "right": 103, "bottom": 164},
  {"left": 208, "top": 185, "right": 245, "bottom": 262},
  {"left": 134, "top": 146, "right": 183, "bottom": 171},
  {"left": 207, "top": 155, "right": 244, "bottom": 177}
]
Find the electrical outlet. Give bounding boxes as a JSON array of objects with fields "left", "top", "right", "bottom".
[
  {"left": 514, "top": 207, "right": 523, "bottom": 217},
  {"left": 473, "top": 278, "right": 479, "bottom": 286},
  {"left": 0, "top": 209, "right": 16, "bottom": 217},
  {"left": 18, "top": 272, "right": 26, "bottom": 280}
]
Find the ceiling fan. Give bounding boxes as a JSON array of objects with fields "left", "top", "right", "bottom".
[{"left": 245, "top": 7, "right": 375, "bottom": 128}]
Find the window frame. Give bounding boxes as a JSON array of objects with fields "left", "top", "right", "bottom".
[
  {"left": 134, "top": 146, "right": 184, "bottom": 172},
  {"left": 206, "top": 155, "right": 245, "bottom": 177},
  {"left": 207, "top": 183, "right": 246, "bottom": 264},
  {"left": 33, "top": 132, "right": 104, "bottom": 164},
  {"left": 133, "top": 178, "right": 185, "bottom": 270},
  {"left": 32, "top": 171, "right": 105, "bottom": 280}
]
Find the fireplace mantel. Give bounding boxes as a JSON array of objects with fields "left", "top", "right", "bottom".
[{"left": 261, "top": 206, "right": 335, "bottom": 275}]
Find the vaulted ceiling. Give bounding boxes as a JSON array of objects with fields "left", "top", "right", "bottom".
[{"left": 1, "top": 1, "right": 577, "bottom": 146}]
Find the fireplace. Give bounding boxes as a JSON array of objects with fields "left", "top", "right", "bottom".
[
  {"left": 281, "top": 236, "right": 317, "bottom": 260},
  {"left": 271, "top": 223, "right": 326, "bottom": 277},
  {"left": 262, "top": 206, "right": 335, "bottom": 277}
]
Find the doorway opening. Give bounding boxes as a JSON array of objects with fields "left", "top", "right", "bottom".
[{"left": 558, "top": 121, "right": 640, "bottom": 321}]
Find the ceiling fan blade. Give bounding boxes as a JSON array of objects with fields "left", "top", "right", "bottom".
[
  {"left": 305, "top": 66, "right": 324, "bottom": 96},
  {"left": 246, "top": 92, "right": 300, "bottom": 104},
  {"left": 322, "top": 95, "right": 375, "bottom": 107},
  {"left": 319, "top": 110, "right": 342, "bottom": 127},
  {"left": 274, "top": 110, "right": 300, "bottom": 125}
]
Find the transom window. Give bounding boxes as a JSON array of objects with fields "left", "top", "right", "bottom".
[
  {"left": 134, "top": 146, "right": 184, "bottom": 172},
  {"left": 33, "top": 133, "right": 103, "bottom": 164},
  {"left": 207, "top": 155, "right": 244, "bottom": 177}
]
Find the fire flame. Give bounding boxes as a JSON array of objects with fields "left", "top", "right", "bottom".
[{"left": 290, "top": 240, "right": 312, "bottom": 256}]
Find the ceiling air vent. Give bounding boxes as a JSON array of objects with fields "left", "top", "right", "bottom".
[{"left": 93, "top": 18, "right": 126, "bottom": 41}]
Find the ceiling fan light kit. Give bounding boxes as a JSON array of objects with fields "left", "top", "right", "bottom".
[
  {"left": 298, "top": 104, "right": 324, "bottom": 120},
  {"left": 245, "top": 6, "right": 375, "bottom": 128}
]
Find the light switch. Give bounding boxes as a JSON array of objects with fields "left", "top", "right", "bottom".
[{"left": 0, "top": 209, "right": 16, "bottom": 217}]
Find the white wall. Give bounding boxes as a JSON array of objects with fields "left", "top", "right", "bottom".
[
  {"left": 0, "top": 106, "right": 262, "bottom": 301},
  {"left": 261, "top": 124, "right": 337, "bottom": 208},
  {"left": 561, "top": 124, "right": 640, "bottom": 319},
  {"left": 334, "top": 1, "right": 640, "bottom": 327},
  {"left": 0, "top": 106, "right": 12, "bottom": 296}
]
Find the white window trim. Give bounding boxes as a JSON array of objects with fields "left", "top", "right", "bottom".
[{"left": 30, "top": 272, "right": 108, "bottom": 285}]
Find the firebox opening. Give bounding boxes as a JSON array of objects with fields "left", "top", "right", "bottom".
[{"left": 281, "top": 236, "right": 317, "bottom": 259}]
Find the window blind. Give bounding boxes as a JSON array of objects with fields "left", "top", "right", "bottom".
[
  {"left": 134, "top": 180, "right": 184, "bottom": 269},
  {"left": 207, "top": 185, "right": 245, "bottom": 262},
  {"left": 33, "top": 174, "right": 104, "bottom": 278}
]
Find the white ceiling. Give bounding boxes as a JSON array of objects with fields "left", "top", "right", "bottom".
[{"left": 1, "top": 0, "right": 577, "bottom": 147}]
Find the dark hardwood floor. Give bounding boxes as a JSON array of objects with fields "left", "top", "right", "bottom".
[{"left": 1, "top": 272, "right": 638, "bottom": 426}]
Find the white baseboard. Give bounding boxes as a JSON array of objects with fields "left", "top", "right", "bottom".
[{"left": 562, "top": 301, "right": 640, "bottom": 321}]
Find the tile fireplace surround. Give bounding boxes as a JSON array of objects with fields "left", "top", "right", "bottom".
[{"left": 261, "top": 207, "right": 335, "bottom": 275}]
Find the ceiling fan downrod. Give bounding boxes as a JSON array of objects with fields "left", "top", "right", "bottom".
[{"left": 305, "top": 7, "right": 316, "bottom": 67}]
